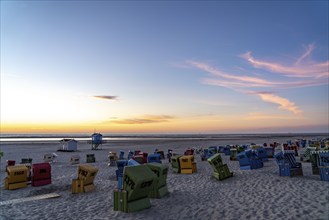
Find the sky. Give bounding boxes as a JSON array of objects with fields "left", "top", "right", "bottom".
[{"left": 1, "top": 1, "right": 328, "bottom": 134}]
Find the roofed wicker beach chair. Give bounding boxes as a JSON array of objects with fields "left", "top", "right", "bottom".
[
  {"left": 318, "top": 151, "right": 329, "bottom": 182},
  {"left": 274, "top": 150, "right": 303, "bottom": 177},
  {"left": 300, "top": 147, "right": 317, "bottom": 162},
  {"left": 113, "top": 164, "right": 157, "bottom": 212},
  {"left": 207, "top": 153, "right": 233, "bottom": 180},
  {"left": 237, "top": 150, "right": 263, "bottom": 170}
]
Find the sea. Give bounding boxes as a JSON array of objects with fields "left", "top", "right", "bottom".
[{"left": 0, "top": 133, "right": 328, "bottom": 143}]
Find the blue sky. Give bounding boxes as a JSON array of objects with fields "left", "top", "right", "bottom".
[{"left": 1, "top": 1, "right": 328, "bottom": 134}]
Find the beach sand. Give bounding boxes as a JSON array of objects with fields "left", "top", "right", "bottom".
[{"left": 0, "top": 135, "right": 328, "bottom": 220}]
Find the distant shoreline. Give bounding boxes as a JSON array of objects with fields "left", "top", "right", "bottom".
[{"left": 0, "top": 133, "right": 327, "bottom": 144}]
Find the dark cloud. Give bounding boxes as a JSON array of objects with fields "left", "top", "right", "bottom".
[{"left": 93, "top": 95, "right": 118, "bottom": 101}]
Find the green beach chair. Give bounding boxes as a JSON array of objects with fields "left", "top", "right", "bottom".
[{"left": 207, "top": 153, "right": 233, "bottom": 180}]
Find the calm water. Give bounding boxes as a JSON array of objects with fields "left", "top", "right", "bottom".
[{"left": 0, "top": 133, "right": 327, "bottom": 142}]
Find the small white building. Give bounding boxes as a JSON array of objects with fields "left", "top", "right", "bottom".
[{"left": 59, "top": 139, "right": 78, "bottom": 152}]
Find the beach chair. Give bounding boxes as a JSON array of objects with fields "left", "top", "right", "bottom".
[
  {"left": 72, "top": 164, "right": 99, "bottom": 193},
  {"left": 179, "top": 155, "right": 197, "bottom": 174},
  {"left": 207, "top": 153, "right": 233, "bottom": 180},
  {"left": 127, "top": 151, "right": 134, "bottom": 160},
  {"left": 209, "top": 146, "right": 218, "bottom": 154},
  {"left": 171, "top": 155, "right": 182, "bottom": 173},
  {"left": 230, "top": 148, "right": 238, "bottom": 161},
  {"left": 119, "top": 150, "right": 125, "bottom": 160},
  {"left": 264, "top": 147, "right": 274, "bottom": 158},
  {"left": 127, "top": 159, "right": 140, "bottom": 166},
  {"left": 43, "top": 154, "right": 55, "bottom": 163},
  {"left": 20, "top": 158, "right": 33, "bottom": 164},
  {"left": 300, "top": 147, "right": 317, "bottom": 162},
  {"left": 32, "top": 163, "right": 52, "bottom": 187},
  {"left": 255, "top": 147, "right": 268, "bottom": 162},
  {"left": 132, "top": 152, "right": 148, "bottom": 164},
  {"left": 70, "top": 155, "right": 80, "bottom": 165},
  {"left": 146, "top": 163, "right": 169, "bottom": 198},
  {"left": 318, "top": 151, "right": 329, "bottom": 182},
  {"left": 116, "top": 160, "right": 128, "bottom": 181},
  {"left": 113, "top": 164, "right": 157, "bottom": 212},
  {"left": 108, "top": 152, "right": 118, "bottom": 166},
  {"left": 148, "top": 153, "right": 162, "bottom": 163},
  {"left": 202, "top": 148, "right": 215, "bottom": 161},
  {"left": 223, "top": 147, "right": 231, "bottom": 156},
  {"left": 7, "top": 160, "right": 15, "bottom": 166},
  {"left": 155, "top": 150, "right": 165, "bottom": 160},
  {"left": 310, "top": 151, "right": 320, "bottom": 175},
  {"left": 86, "top": 154, "right": 95, "bottom": 163},
  {"left": 237, "top": 150, "right": 263, "bottom": 170},
  {"left": 167, "top": 149, "right": 173, "bottom": 162},
  {"left": 184, "top": 148, "right": 194, "bottom": 156},
  {"left": 274, "top": 151, "right": 303, "bottom": 177},
  {"left": 4, "top": 165, "right": 28, "bottom": 190}
]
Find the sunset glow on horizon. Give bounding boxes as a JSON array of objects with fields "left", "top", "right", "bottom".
[{"left": 1, "top": 1, "right": 328, "bottom": 134}]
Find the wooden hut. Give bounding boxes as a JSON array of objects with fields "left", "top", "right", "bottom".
[{"left": 58, "top": 139, "right": 78, "bottom": 152}]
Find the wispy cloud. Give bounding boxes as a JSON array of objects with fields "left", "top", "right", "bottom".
[
  {"left": 249, "top": 92, "right": 302, "bottom": 115},
  {"left": 186, "top": 44, "right": 328, "bottom": 115},
  {"left": 93, "top": 95, "right": 118, "bottom": 101},
  {"left": 241, "top": 44, "right": 328, "bottom": 78},
  {"left": 111, "top": 115, "right": 174, "bottom": 124}
]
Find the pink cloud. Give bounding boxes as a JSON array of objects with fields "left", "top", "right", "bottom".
[
  {"left": 185, "top": 44, "right": 327, "bottom": 115},
  {"left": 188, "top": 61, "right": 275, "bottom": 88},
  {"left": 241, "top": 45, "right": 328, "bottom": 78},
  {"left": 253, "top": 92, "right": 302, "bottom": 115}
]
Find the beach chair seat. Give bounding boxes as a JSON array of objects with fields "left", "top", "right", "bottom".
[
  {"left": 256, "top": 147, "right": 268, "bottom": 162},
  {"left": 32, "top": 163, "right": 52, "bottom": 187},
  {"left": 167, "top": 149, "right": 173, "bottom": 162},
  {"left": 318, "top": 151, "right": 329, "bottom": 182},
  {"left": 148, "top": 154, "right": 162, "bottom": 163},
  {"left": 7, "top": 160, "right": 16, "bottom": 166},
  {"left": 86, "top": 154, "right": 95, "bottom": 163},
  {"left": 202, "top": 148, "right": 216, "bottom": 161},
  {"left": 119, "top": 150, "right": 125, "bottom": 160},
  {"left": 274, "top": 151, "right": 303, "bottom": 177},
  {"left": 116, "top": 160, "right": 128, "bottom": 180},
  {"left": 319, "top": 166, "right": 329, "bottom": 182},
  {"left": 309, "top": 151, "right": 320, "bottom": 175},
  {"left": 207, "top": 153, "right": 233, "bottom": 180},
  {"left": 43, "top": 154, "right": 55, "bottom": 163},
  {"left": 208, "top": 146, "right": 218, "bottom": 154},
  {"left": 155, "top": 150, "right": 165, "bottom": 159},
  {"left": 264, "top": 147, "right": 274, "bottom": 158},
  {"left": 113, "top": 165, "right": 157, "bottom": 212},
  {"left": 223, "top": 147, "right": 231, "bottom": 156},
  {"left": 70, "top": 155, "right": 80, "bottom": 165},
  {"left": 127, "top": 151, "right": 134, "bottom": 160},
  {"left": 171, "top": 155, "right": 182, "bottom": 173},
  {"left": 184, "top": 148, "right": 194, "bottom": 156},
  {"left": 72, "top": 164, "right": 98, "bottom": 193},
  {"left": 300, "top": 147, "right": 317, "bottom": 162},
  {"left": 20, "top": 158, "right": 33, "bottom": 164},
  {"left": 230, "top": 148, "right": 238, "bottom": 161},
  {"left": 237, "top": 151, "right": 263, "bottom": 170},
  {"left": 146, "top": 163, "right": 169, "bottom": 198},
  {"left": 179, "top": 155, "right": 196, "bottom": 174},
  {"left": 4, "top": 165, "right": 28, "bottom": 190},
  {"left": 108, "top": 152, "right": 118, "bottom": 166}
]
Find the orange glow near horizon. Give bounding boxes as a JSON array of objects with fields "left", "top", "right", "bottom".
[{"left": 1, "top": 113, "right": 327, "bottom": 134}]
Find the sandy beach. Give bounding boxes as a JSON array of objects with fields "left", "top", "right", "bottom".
[{"left": 1, "top": 134, "right": 328, "bottom": 220}]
